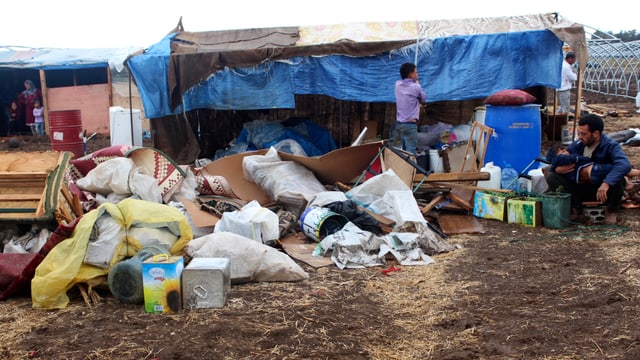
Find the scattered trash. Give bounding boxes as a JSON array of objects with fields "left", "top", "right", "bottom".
[{"left": 381, "top": 265, "right": 401, "bottom": 275}]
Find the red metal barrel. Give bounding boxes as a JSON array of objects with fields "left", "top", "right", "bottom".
[{"left": 49, "top": 110, "right": 83, "bottom": 158}]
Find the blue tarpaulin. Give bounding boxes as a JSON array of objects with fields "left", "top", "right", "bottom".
[{"left": 128, "top": 29, "right": 563, "bottom": 119}]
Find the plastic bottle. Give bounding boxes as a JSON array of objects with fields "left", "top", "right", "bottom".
[
  {"left": 108, "top": 245, "right": 168, "bottom": 304},
  {"left": 477, "top": 162, "right": 501, "bottom": 189},
  {"left": 501, "top": 163, "right": 518, "bottom": 191}
]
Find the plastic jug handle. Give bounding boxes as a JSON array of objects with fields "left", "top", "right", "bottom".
[{"left": 152, "top": 254, "right": 170, "bottom": 262}]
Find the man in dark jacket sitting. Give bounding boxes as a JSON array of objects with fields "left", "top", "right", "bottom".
[{"left": 545, "top": 114, "right": 632, "bottom": 224}]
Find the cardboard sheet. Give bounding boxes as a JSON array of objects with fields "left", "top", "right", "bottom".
[
  {"left": 203, "top": 150, "right": 271, "bottom": 205},
  {"left": 203, "top": 142, "right": 383, "bottom": 205},
  {"left": 279, "top": 141, "right": 383, "bottom": 185},
  {"left": 279, "top": 233, "right": 333, "bottom": 268},
  {"left": 381, "top": 146, "right": 416, "bottom": 188},
  {"left": 437, "top": 214, "right": 484, "bottom": 235},
  {"left": 176, "top": 195, "right": 219, "bottom": 228}
]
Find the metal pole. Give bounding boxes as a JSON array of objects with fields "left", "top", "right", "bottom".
[{"left": 128, "top": 71, "right": 135, "bottom": 146}]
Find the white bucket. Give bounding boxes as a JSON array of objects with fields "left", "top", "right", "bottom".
[
  {"left": 429, "top": 149, "right": 444, "bottom": 173},
  {"left": 300, "top": 207, "right": 348, "bottom": 242}
]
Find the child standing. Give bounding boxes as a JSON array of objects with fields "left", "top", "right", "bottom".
[
  {"left": 32, "top": 99, "right": 45, "bottom": 136},
  {"left": 8, "top": 100, "right": 21, "bottom": 136}
]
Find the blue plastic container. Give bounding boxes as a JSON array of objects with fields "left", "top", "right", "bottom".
[
  {"left": 482, "top": 104, "right": 542, "bottom": 174},
  {"left": 500, "top": 164, "right": 519, "bottom": 191}
]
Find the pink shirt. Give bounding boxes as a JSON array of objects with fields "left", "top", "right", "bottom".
[{"left": 395, "top": 78, "right": 426, "bottom": 123}]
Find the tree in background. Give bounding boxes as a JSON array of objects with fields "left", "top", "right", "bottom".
[{"left": 595, "top": 29, "right": 640, "bottom": 42}]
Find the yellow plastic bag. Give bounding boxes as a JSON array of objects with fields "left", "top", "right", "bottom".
[{"left": 31, "top": 198, "right": 193, "bottom": 309}]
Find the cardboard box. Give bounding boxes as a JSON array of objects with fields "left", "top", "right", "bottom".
[
  {"left": 200, "top": 142, "right": 383, "bottom": 207},
  {"left": 507, "top": 197, "right": 542, "bottom": 227},
  {"left": 182, "top": 258, "right": 231, "bottom": 309},
  {"left": 472, "top": 191, "right": 512, "bottom": 221},
  {"left": 142, "top": 255, "right": 184, "bottom": 314}
]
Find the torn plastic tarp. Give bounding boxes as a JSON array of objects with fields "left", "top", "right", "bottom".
[
  {"left": 314, "top": 222, "right": 437, "bottom": 269},
  {"left": 346, "top": 169, "right": 426, "bottom": 231}
]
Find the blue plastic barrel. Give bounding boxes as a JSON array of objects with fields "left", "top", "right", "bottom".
[{"left": 482, "top": 104, "right": 541, "bottom": 174}]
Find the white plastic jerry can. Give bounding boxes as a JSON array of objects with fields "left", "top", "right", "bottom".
[{"left": 477, "top": 161, "right": 501, "bottom": 189}]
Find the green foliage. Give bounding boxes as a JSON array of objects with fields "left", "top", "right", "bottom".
[{"left": 606, "top": 29, "right": 640, "bottom": 42}]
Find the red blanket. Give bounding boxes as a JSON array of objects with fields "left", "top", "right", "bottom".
[{"left": 0, "top": 218, "right": 80, "bottom": 300}]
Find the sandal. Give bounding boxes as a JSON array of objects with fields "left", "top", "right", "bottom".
[{"left": 621, "top": 200, "right": 640, "bottom": 209}]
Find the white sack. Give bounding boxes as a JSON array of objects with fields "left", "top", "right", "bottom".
[
  {"left": 369, "top": 190, "right": 427, "bottom": 229},
  {"left": 347, "top": 170, "right": 425, "bottom": 229},
  {"left": 346, "top": 169, "right": 410, "bottom": 207},
  {"left": 76, "top": 157, "right": 136, "bottom": 195},
  {"left": 213, "top": 200, "right": 279, "bottom": 244},
  {"left": 84, "top": 213, "right": 124, "bottom": 268},
  {"left": 307, "top": 191, "right": 349, "bottom": 208},
  {"left": 128, "top": 168, "right": 163, "bottom": 203},
  {"left": 242, "top": 147, "right": 326, "bottom": 202},
  {"left": 185, "top": 232, "right": 309, "bottom": 283},
  {"left": 3, "top": 227, "right": 50, "bottom": 254},
  {"left": 128, "top": 225, "right": 179, "bottom": 250},
  {"left": 169, "top": 201, "right": 213, "bottom": 239}
]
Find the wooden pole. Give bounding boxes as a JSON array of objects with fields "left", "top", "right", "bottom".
[
  {"left": 572, "top": 67, "right": 584, "bottom": 143},
  {"left": 38, "top": 69, "right": 49, "bottom": 135}
]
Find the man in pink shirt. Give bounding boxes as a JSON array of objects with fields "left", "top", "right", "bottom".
[{"left": 393, "top": 62, "right": 426, "bottom": 155}]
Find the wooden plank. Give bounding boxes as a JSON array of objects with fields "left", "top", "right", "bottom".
[
  {"left": 438, "top": 214, "right": 484, "bottom": 235},
  {"left": 279, "top": 233, "right": 333, "bottom": 268},
  {"left": 0, "top": 194, "right": 43, "bottom": 201},
  {"left": 448, "top": 191, "right": 473, "bottom": 211},
  {"left": 420, "top": 193, "right": 446, "bottom": 215},
  {"left": 382, "top": 146, "right": 416, "bottom": 188},
  {"left": 414, "top": 171, "right": 490, "bottom": 183},
  {"left": 418, "top": 181, "right": 514, "bottom": 193},
  {"left": 0, "top": 171, "right": 49, "bottom": 178},
  {"left": 61, "top": 186, "right": 83, "bottom": 217}
]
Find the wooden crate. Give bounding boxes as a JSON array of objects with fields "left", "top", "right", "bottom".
[{"left": 0, "top": 151, "right": 79, "bottom": 224}]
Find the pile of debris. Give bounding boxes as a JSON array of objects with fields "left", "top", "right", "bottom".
[{"left": 3, "top": 137, "right": 493, "bottom": 309}]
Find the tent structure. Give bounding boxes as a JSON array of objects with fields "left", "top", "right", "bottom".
[
  {"left": 0, "top": 46, "right": 134, "bottom": 71},
  {"left": 0, "top": 46, "right": 146, "bottom": 137},
  {"left": 126, "top": 13, "right": 588, "bottom": 119},
  {"left": 581, "top": 30, "right": 640, "bottom": 100}
]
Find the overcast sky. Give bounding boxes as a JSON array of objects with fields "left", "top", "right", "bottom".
[{"left": 0, "top": 0, "right": 636, "bottom": 49}]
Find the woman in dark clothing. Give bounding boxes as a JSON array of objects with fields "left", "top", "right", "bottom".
[
  {"left": 17, "top": 80, "right": 42, "bottom": 135},
  {"left": 7, "top": 100, "right": 21, "bottom": 136}
]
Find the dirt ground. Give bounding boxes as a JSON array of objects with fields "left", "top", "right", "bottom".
[{"left": 1, "top": 94, "right": 639, "bottom": 360}]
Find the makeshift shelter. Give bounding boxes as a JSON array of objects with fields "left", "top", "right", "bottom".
[
  {"left": 125, "top": 13, "right": 587, "bottom": 163},
  {"left": 0, "top": 46, "right": 146, "bottom": 138}
]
